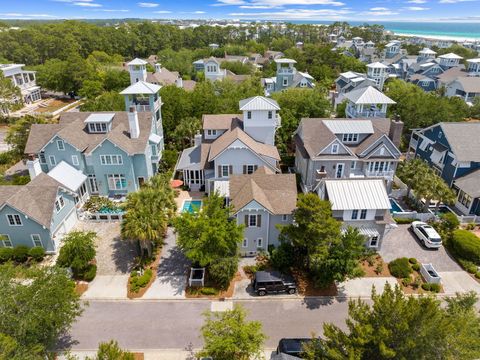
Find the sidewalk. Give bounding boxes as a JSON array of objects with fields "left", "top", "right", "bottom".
[{"left": 62, "top": 349, "right": 277, "bottom": 359}]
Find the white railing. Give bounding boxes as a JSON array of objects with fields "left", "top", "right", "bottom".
[
  {"left": 364, "top": 169, "right": 394, "bottom": 178},
  {"left": 347, "top": 107, "right": 387, "bottom": 118},
  {"left": 135, "top": 104, "right": 151, "bottom": 112},
  {"left": 277, "top": 68, "right": 294, "bottom": 74}
]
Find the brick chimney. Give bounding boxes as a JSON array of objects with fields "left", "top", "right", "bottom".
[
  {"left": 128, "top": 106, "right": 140, "bottom": 139},
  {"left": 389, "top": 115, "right": 404, "bottom": 148}
]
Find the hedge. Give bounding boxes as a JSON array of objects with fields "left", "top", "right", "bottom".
[
  {"left": 450, "top": 230, "right": 480, "bottom": 264},
  {"left": 13, "top": 246, "right": 29, "bottom": 263},
  {"left": 130, "top": 269, "right": 153, "bottom": 293},
  {"left": 0, "top": 248, "right": 14, "bottom": 263},
  {"left": 28, "top": 247, "right": 45, "bottom": 262},
  {"left": 388, "top": 257, "right": 413, "bottom": 278},
  {"left": 393, "top": 217, "right": 415, "bottom": 224}
]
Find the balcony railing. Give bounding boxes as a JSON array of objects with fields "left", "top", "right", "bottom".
[
  {"left": 347, "top": 107, "right": 387, "bottom": 118},
  {"left": 364, "top": 169, "right": 394, "bottom": 178},
  {"left": 277, "top": 68, "right": 294, "bottom": 74}
]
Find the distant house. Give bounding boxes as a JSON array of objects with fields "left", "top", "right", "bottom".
[
  {"left": 175, "top": 96, "right": 281, "bottom": 193},
  {"left": 344, "top": 86, "right": 396, "bottom": 119},
  {"left": 446, "top": 77, "right": 480, "bottom": 104},
  {"left": 0, "top": 173, "right": 78, "bottom": 253},
  {"left": 294, "top": 117, "right": 403, "bottom": 193},
  {"left": 193, "top": 56, "right": 249, "bottom": 83},
  {"left": 0, "top": 63, "right": 41, "bottom": 109},
  {"left": 317, "top": 178, "right": 392, "bottom": 249},
  {"left": 261, "top": 58, "right": 315, "bottom": 96},
  {"left": 230, "top": 167, "right": 297, "bottom": 256},
  {"left": 409, "top": 122, "right": 480, "bottom": 215},
  {"left": 24, "top": 81, "right": 164, "bottom": 198},
  {"left": 125, "top": 58, "right": 193, "bottom": 90}
]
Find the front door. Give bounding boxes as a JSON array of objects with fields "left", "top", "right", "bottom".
[
  {"left": 88, "top": 175, "right": 99, "bottom": 194},
  {"left": 336, "top": 163, "right": 344, "bottom": 178}
]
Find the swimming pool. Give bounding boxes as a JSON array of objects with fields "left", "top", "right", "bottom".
[
  {"left": 181, "top": 200, "right": 202, "bottom": 213},
  {"left": 389, "top": 198, "right": 403, "bottom": 213}
]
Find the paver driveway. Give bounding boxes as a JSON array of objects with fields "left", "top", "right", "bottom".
[
  {"left": 143, "top": 227, "right": 190, "bottom": 299},
  {"left": 380, "top": 224, "right": 462, "bottom": 271}
]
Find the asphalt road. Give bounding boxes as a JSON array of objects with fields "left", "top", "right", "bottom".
[{"left": 64, "top": 298, "right": 353, "bottom": 351}]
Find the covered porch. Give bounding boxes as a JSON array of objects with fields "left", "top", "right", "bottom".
[{"left": 48, "top": 161, "right": 89, "bottom": 208}]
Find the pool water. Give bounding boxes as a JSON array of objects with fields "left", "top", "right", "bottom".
[
  {"left": 182, "top": 200, "right": 202, "bottom": 213},
  {"left": 389, "top": 198, "right": 403, "bottom": 213}
]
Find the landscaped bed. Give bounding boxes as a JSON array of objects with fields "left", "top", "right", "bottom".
[
  {"left": 185, "top": 271, "right": 242, "bottom": 299},
  {"left": 127, "top": 249, "right": 161, "bottom": 299},
  {"left": 389, "top": 257, "right": 443, "bottom": 294},
  {"left": 360, "top": 253, "right": 391, "bottom": 277}
]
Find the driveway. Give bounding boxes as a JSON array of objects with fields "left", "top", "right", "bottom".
[
  {"left": 75, "top": 221, "right": 137, "bottom": 300},
  {"left": 380, "top": 225, "right": 462, "bottom": 272},
  {"left": 143, "top": 227, "right": 190, "bottom": 299}
]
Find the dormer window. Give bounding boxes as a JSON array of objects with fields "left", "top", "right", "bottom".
[
  {"left": 85, "top": 113, "right": 114, "bottom": 134},
  {"left": 342, "top": 133, "right": 358, "bottom": 143},
  {"left": 332, "top": 143, "right": 339, "bottom": 154}
]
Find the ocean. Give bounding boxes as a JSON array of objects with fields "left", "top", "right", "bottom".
[{"left": 288, "top": 21, "right": 480, "bottom": 41}]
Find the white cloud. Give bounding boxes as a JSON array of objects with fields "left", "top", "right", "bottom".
[
  {"left": 216, "top": 0, "right": 344, "bottom": 6},
  {"left": 404, "top": 6, "right": 429, "bottom": 9},
  {"left": 407, "top": 0, "right": 427, "bottom": 3},
  {"left": 213, "top": 0, "right": 246, "bottom": 5},
  {"left": 73, "top": 2, "right": 102, "bottom": 7},
  {"left": 229, "top": 8, "right": 352, "bottom": 19},
  {"left": 370, "top": 6, "right": 389, "bottom": 10},
  {"left": 138, "top": 2, "right": 159, "bottom": 7},
  {"left": 439, "top": 0, "right": 475, "bottom": 3},
  {"left": 194, "top": 11, "right": 207, "bottom": 13},
  {"left": 240, "top": 5, "right": 277, "bottom": 8},
  {"left": 154, "top": 10, "right": 172, "bottom": 13},
  {"left": 100, "top": 9, "right": 130, "bottom": 12},
  {"left": 0, "top": 13, "right": 57, "bottom": 17}
]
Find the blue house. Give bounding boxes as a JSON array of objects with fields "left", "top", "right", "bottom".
[
  {"left": 0, "top": 173, "right": 78, "bottom": 253},
  {"left": 24, "top": 81, "right": 164, "bottom": 198},
  {"left": 409, "top": 122, "right": 480, "bottom": 215},
  {"left": 261, "top": 58, "right": 315, "bottom": 96}
]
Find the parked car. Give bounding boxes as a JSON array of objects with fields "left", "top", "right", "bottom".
[
  {"left": 411, "top": 221, "right": 442, "bottom": 248},
  {"left": 252, "top": 271, "right": 297, "bottom": 296},
  {"left": 276, "top": 338, "right": 313, "bottom": 358}
]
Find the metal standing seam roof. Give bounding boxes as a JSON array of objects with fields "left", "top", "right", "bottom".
[
  {"left": 467, "top": 58, "right": 480, "bottom": 64},
  {"left": 419, "top": 48, "right": 437, "bottom": 55},
  {"left": 47, "top": 161, "right": 87, "bottom": 192},
  {"left": 119, "top": 81, "right": 161, "bottom": 95},
  {"left": 239, "top": 96, "right": 280, "bottom": 111},
  {"left": 325, "top": 179, "right": 391, "bottom": 211},
  {"left": 344, "top": 86, "right": 396, "bottom": 105},
  {"left": 274, "top": 58, "right": 297, "bottom": 64},
  {"left": 367, "top": 62, "right": 389, "bottom": 68},
  {"left": 323, "top": 120, "right": 374, "bottom": 134},
  {"left": 127, "top": 58, "right": 148, "bottom": 66},
  {"left": 439, "top": 53, "right": 463, "bottom": 59},
  {"left": 84, "top": 113, "right": 115, "bottom": 123}
]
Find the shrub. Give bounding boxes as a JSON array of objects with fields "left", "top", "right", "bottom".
[
  {"left": 450, "top": 230, "right": 480, "bottom": 264},
  {"left": 412, "top": 263, "right": 420, "bottom": 271},
  {"left": 243, "top": 265, "right": 257, "bottom": 276},
  {"left": 393, "top": 217, "right": 415, "bottom": 224},
  {"left": 82, "top": 264, "right": 97, "bottom": 282},
  {"left": 200, "top": 287, "right": 218, "bottom": 295},
  {"left": 130, "top": 268, "right": 153, "bottom": 293},
  {"left": 466, "top": 222, "right": 476, "bottom": 231},
  {"left": 0, "top": 151, "right": 14, "bottom": 165},
  {"left": 13, "top": 245, "right": 29, "bottom": 263},
  {"left": 0, "top": 247, "right": 13, "bottom": 263},
  {"left": 401, "top": 277, "right": 411, "bottom": 287},
  {"left": 430, "top": 283, "right": 441, "bottom": 293},
  {"left": 28, "top": 246, "right": 45, "bottom": 262},
  {"left": 422, "top": 283, "right": 431, "bottom": 291},
  {"left": 475, "top": 272, "right": 480, "bottom": 279},
  {"left": 458, "top": 259, "right": 478, "bottom": 274},
  {"left": 388, "top": 257, "right": 413, "bottom": 278},
  {"left": 440, "top": 212, "right": 460, "bottom": 232},
  {"left": 270, "top": 242, "right": 295, "bottom": 271},
  {"left": 374, "top": 262, "right": 384, "bottom": 275},
  {"left": 209, "top": 257, "right": 238, "bottom": 290},
  {"left": 57, "top": 231, "right": 96, "bottom": 277},
  {"left": 409, "top": 258, "right": 417, "bottom": 264}
]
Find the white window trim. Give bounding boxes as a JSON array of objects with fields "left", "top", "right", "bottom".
[
  {"left": 248, "top": 214, "right": 257, "bottom": 227},
  {"left": 1, "top": 234, "right": 13, "bottom": 248},
  {"left": 6, "top": 214, "right": 22, "bottom": 226},
  {"left": 221, "top": 165, "right": 230, "bottom": 178},
  {"left": 246, "top": 164, "right": 256, "bottom": 175},
  {"left": 351, "top": 209, "right": 359, "bottom": 220},
  {"left": 360, "top": 209, "right": 367, "bottom": 220},
  {"left": 55, "top": 196, "right": 65, "bottom": 213},
  {"left": 332, "top": 144, "right": 339, "bottom": 154},
  {"left": 282, "top": 214, "right": 288, "bottom": 222},
  {"left": 56, "top": 139, "right": 65, "bottom": 151},
  {"left": 100, "top": 155, "right": 123, "bottom": 166},
  {"left": 257, "top": 238, "right": 263, "bottom": 248},
  {"left": 369, "top": 236, "right": 379, "bottom": 248},
  {"left": 71, "top": 155, "right": 79, "bottom": 166},
  {"left": 49, "top": 155, "right": 56, "bottom": 166},
  {"left": 39, "top": 152, "right": 46, "bottom": 164},
  {"left": 242, "top": 238, "right": 248, "bottom": 248},
  {"left": 107, "top": 174, "right": 127, "bottom": 190},
  {"left": 31, "top": 234, "right": 42, "bottom": 247}
]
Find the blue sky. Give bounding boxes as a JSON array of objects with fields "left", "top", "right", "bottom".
[{"left": 1, "top": 0, "right": 479, "bottom": 22}]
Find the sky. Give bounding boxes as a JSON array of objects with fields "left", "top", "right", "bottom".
[{"left": 1, "top": 0, "right": 479, "bottom": 22}]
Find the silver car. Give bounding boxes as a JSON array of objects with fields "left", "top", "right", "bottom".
[{"left": 411, "top": 221, "right": 442, "bottom": 249}]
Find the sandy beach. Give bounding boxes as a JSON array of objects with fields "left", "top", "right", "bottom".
[{"left": 393, "top": 32, "right": 479, "bottom": 43}]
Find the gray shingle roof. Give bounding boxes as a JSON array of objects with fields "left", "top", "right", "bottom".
[
  {"left": 439, "top": 122, "right": 480, "bottom": 162},
  {"left": 454, "top": 168, "right": 480, "bottom": 198},
  {"left": 25, "top": 112, "right": 152, "bottom": 155},
  {"left": 0, "top": 173, "right": 67, "bottom": 229},
  {"left": 202, "top": 114, "right": 243, "bottom": 130},
  {"left": 450, "top": 77, "right": 480, "bottom": 93},
  {"left": 229, "top": 168, "right": 297, "bottom": 214}
]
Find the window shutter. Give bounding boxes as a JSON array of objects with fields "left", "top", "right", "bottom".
[
  {"left": 243, "top": 165, "right": 247, "bottom": 174},
  {"left": 254, "top": 165, "right": 258, "bottom": 172},
  {"left": 257, "top": 214, "right": 261, "bottom": 227},
  {"left": 218, "top": 165, "right": 221, "bottom": 177},
  {"left": 229, "top": 165, "right": 233, "bottom": 175},
  {"left": 244, "top": 215, "right": 249, "bottom": 226}
]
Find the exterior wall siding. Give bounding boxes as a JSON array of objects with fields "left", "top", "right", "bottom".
[{"left": 40, "top": 136, "right": 85, "bottom": 172}]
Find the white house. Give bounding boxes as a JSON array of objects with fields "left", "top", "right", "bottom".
[{"left": 0, "top": 63, "right": 41, "bottom": 105}]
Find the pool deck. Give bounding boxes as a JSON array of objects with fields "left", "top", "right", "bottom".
[{"left": 175, "top": 190, "right": 205, "bottom": 213}]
